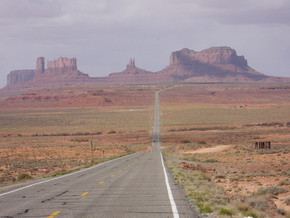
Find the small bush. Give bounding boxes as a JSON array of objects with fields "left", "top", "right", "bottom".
[
  {"left": 17, "top": 173, "right": 32, "bottom": 181},
  {"left": 108, "top": 130, "right": 117, "bottom": 134},
  {"left": 212, "top": 195, "right": 230, "bottom": 204},
  {"left": 195, "top": 195, "right": 204, "bottom": 203},
  {"left": 277, "top": 208, "right": 286, "bottom": 216},
  {"left": 284, "top": 198, "right": 290, "bottom": 205},
  {"left": 215, "top": 174, "right": 226, "bottom": 179},
  {"left": 203, "top": 159, "right": 219, "bottom": 163},
  {"left": 279, "top": 179, "right": 290, "bottom": 186},
  {"left": 243, "top": 211, "right": 258, "bottom": 218},
  {"left": 191, "top": 192, "right": 206, "bottom": 203},
  {"left": 254, "top": 186, "right": 288, "bottom": 196},
  {"left": 219, "top": 208, "right": 235, "bottom": 216},
  {"left": 198, "top": 141, "right": 207, "bottom": 145},
  {"left": 249, "top": 200, "right": 269, "bottom": 210},
  {"left": 181, "top": 139, "right": 191, "bottom": 144},
  {"left": 197, "top": 203, "right": 213, "bottom": 213},
  {"left": 238, "top": 205, "right": 250, "bottom": 212},
  {"left": 237, "top": 204, "right": 258, "bottom": 217}
]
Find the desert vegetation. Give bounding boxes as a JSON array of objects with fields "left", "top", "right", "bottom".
[
  {"left": 161, "top": 83, "right": 290, "bottom": 217},
  {"left": 0, "top": 85, "right": 160, "bottom": 186},
  {"left": 1, "top": 82, "right": 290, "bottom": 217}
]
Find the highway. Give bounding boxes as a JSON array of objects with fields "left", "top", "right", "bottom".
[{"left": 0, "top": 91, "right": 197, "bottom": 218}]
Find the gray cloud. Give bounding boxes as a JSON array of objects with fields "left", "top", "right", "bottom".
[
  {"left": 0, "top": 0, "right": 289, "bottom": 88},
  {"left": 217, "top": 4, "right": 290, "bottom": 25},
  {"left": 0, "top": 0, "right": 62, "bottom": 19}
]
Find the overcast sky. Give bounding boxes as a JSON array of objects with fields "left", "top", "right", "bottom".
[{"left": 0, "top": 0, "right": 290, "bottom": 87}]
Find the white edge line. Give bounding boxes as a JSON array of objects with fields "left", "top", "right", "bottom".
[
  {"left": 160, "top": 152, "right": 180, "bottom": 218},
  {"left": 0, "top": 153, "right": 138, "bottom": 198},
  {"left": 156, "top": 89, "right": 179, "bottom": 217}
]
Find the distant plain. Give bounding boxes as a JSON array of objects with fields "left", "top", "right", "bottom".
[
  {"left": 0, "top": 82, "right": 290, "bottom": 217},
  {"left": 0, "top": 85, "right": 158, "bottom": 185}
]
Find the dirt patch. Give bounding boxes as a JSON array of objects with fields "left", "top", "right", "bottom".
[
  {"left": 183, "top": 145, "right": 231, "bottom": 154},
  {"left": 275, "top": 192, "right": 290, "bottom": 213}
]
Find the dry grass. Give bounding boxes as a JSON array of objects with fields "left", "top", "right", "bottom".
[
  {"left": 161, "top": 83, "right": 290, "bottom": 217},
  {"left": 0, "top": 85, "right": 156, "bottom": 186}
]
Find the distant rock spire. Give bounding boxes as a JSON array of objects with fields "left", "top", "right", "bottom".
[
  {"left": 35, "top": 57, "right": 45, "bottom": 76},
  {"left": 127, "top": 58, "right": 136, "bottom": 69}
]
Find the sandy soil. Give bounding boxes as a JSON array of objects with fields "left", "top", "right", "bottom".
[{"left": 182, "top": 145, "right": 231, "bottom": 154}]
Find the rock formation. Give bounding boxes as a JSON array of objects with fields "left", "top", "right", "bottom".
[
  {"left": 46, "top": 57, "right": 78, "bottom": 74},
  {"left": 109, "top": 58, "right": 152, "bottom": 80},
  {"left": 159, "top": 47, "right": 267, "bottom": 82},
  {"left": 170, "top": 47, "right": 248, "bottom": 67},
  {"left": 107, "top": 48, "right": 270, "bottom": 84},
  {"left": 111, "top": 58, "right": 149, "bottom": 75},
  {"left": 5, "top": 46, "right": 289, "bottom": 88},
  {"left": 35, "top": 57, "right": 45, "bottom": 76},
  {"left": 108, "top": 59, "right": 154, "bottom": 83},
  {"left": 6, "top": 57, "right": 89, "bottom": 88},
  {"left": 7, "top": 70, "right": 35, "bottom": 86},
  {"left": 127, "top": 58, "right": 136, "bottom": 69}
]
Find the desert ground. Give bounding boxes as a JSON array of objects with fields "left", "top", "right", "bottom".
[
  {"left": 0, "top": 83, "right": 290, "bottom": 217},
  {"left": 0, "top": 85, "right": 166, "bottom": 185},
  {"left": 160, "top": 83, "right": 290, "bottom": 217}
]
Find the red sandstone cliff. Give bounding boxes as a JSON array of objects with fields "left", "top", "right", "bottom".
[
  {"left": 107, "top": 58, "right": 155, "bottom": 84},
  {"left": 46, "top": 57, "right": 77, "bottom": 74},
  {"left": 6, "top": 57, "right": 90, "bottom": 88},
  {"left": 106, "top": 47, "right": 271, "bottom": 83},
  {"left": 157, "top": 47, "right": 267, "bottom": 82},
  {"left": 5, "top": 46, "right": 289, "bottom": 88},
  {"left": 35, "top": 57, "right": 45, "bottom": 76},
  {"left": 7, "top": 70, "right": 35, "bottom": 86},
  {"left": 35, "top": 57, "right": 89, "bottom": 82}
]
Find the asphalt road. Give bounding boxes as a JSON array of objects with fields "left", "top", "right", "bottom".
[{"left": 0, "top": 91, "right": 197, "bottom": 218}]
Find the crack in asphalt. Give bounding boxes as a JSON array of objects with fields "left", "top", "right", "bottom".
[
  {"left": 17, "top": 208, "right": 29, "bottom": 216},
  {"left": 41, "top": 190, "right": 69, "bottom": 203}
]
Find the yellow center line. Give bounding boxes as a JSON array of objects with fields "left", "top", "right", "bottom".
[
  {"left": 111, "top": 174, "right": 116, "bottom": 177},
  {"left": 99, "top": 180, "right": 105, "bottom": 184},
  {"left": 48, "top": 211, "right": 61, "bottom": 218},
  {"left": 81, "top": 192, "right": 89, "bottom": 197}
]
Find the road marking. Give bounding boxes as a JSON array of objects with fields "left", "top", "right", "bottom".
[
  {"left": 99, "top": 181, "right": 105, "bottom": 184},
  {"left": 160, "top": 152, "right": 179, "bottom": 218},
  {"left": 111, "top": 174, "right": 116, "bottom": 177},
  {"left": 155, "top": 90, "right": 179, "bottom": 218},
  {"left": 47, "top": 211, "right": 61, "bottom": 218},
  {"left": 80, "top": 192, "right": 89, "bottom": 197},
  {"left": 0, "top": 153, "right": 138, "bottom": 198}
]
